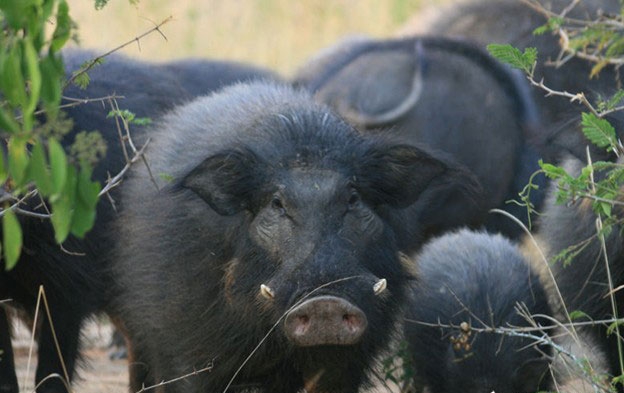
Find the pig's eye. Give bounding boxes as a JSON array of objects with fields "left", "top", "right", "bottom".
[
  {"left": 348, "top": 190, "right": 361, "bottom": 210},
  {"left": 271, "top": 196, "right": 286, "bottom": 215}
]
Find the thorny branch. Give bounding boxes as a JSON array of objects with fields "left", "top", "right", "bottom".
[
  {"left": 405, "top": 306, "right": 616, "bottom": 392},
  {"left": 522, "top": 0, "right": 624, "bottom": 66},
  {"left": 1, "top": 16, "right": 170, "bottom": 220},
  {"left": 63, "top": 16, "right": 173, "bottom": 90},
  {"left": 0, "top": 190, "right": 47, "bottom": 219},
  {"left": 518, "top": 0, "right": 624, "bottom": 120}
]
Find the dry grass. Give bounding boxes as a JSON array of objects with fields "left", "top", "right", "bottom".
[{"left": 64, "top": 0, "right": 448, "bottom": 76}]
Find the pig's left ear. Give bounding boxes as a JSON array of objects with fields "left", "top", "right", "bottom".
[
  {"left": 181, "top": 147, "right": 264, "bottom": 216},
  {"left": 356, "top": 144, "right": 482, "bottom": 210}
]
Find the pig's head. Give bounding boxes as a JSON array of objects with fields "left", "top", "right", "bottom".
[{"left": 179, "top": 107, "right": 482, "bottom": 392}]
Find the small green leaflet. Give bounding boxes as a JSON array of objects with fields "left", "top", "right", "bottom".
[
  {"left": 581, "top": 112, "right": 618, "bottom": 152},
  {"left": 486, "top": 44, "right": 537, "bottom": 74},
  {"left": 3, "top": 209, "right": 22, "bottom": 270}
]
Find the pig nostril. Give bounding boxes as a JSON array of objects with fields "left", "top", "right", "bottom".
[
  {"left": 294, "top": 315, "right": 311, "bottom": 336},
  {"left": 342, "top": 314, "right": 361, "bottom": 332}
]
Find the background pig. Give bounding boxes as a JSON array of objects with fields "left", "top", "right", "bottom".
[
  {"left": 404, "top": 229, "right": 553, "bottom": 393},
  {"left": 293, "top": 36, "right": 545, "bottom": 239}
]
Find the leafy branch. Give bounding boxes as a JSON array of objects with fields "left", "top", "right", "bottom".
[
  {"left": 0, "top": 1, "right": 171, "bottom": 270},
  {"left": 488, "top": 2, "right": 624, "bottom": 386}
]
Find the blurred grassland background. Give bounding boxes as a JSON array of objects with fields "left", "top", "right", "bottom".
[{"left": 65, "top": 0, "right": 447, "bottom": 76}]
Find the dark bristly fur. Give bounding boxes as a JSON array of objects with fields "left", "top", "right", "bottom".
[
  {"left": 111, "top": 82, "right": 483, "bottom": 393},
  {"left": 405, "top": 229, "right": 553, "bottom": 393}
]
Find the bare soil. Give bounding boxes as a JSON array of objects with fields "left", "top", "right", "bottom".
[{"left": 13, "top": 319, "right": 128, "bottom": 393}]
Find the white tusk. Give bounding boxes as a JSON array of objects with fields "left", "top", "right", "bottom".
[
  {"left": 260, "top": 284, "right": 275, "bottom": 299},
  {"left": 373, "top": 278, "right": 387, "bottom": 296}
]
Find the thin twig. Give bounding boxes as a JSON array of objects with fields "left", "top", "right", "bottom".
[
  {"left": 25, "top": 286, "right": 73, "bottom": 393},
  {"left": 0, "top": 190, "right": 40, "bottom": 218},
  {"left": 98, "top": 138, "right": 151, "bottom": 197},
  {"left": 134, "top": 365, "right": 214, "bottom": 393},
  {"left": 63, "top": 16, "right": 173, "bottom": 90}
]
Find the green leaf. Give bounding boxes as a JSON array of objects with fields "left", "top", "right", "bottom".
[
  {"left": 2, "top": 209, "right": 22, "bottom": 270},
  {"left": 73, "top": 71, "right": 90, "bottom": 89},
  {"left": 94, "top": 0, "right": 110, "bottom": 10},
  {"left": 607, "top": 318, "right": 624, "bottom": 336},
  {"left": 605, "top": 90, "right": 624, "bottom": 111},
  {"left": 158, "top": 173, "right": 174, "bottom": 183},
  {"left": 599, "top": 201, "right": 613, "bottom": 217},
  {"left": 0, "top": 108, "right": 20, "bottom": 134},
  {"left": 552, "top": 240, "right": 589, "bottom": 268},
  {"left": 533, "top": 17, "right": 563, "bottom": 36},
  {"left": 41, "top": 0, "right": 56, "bottom": 21},
  {"left": 0, "top": 0, "right": 31, "bottom": 29},
  {"left": 48, "top": 138, "right": 68, "bottom": 196},
  {"left": 27, "top": 141, "right": 52, "bottom": 196},
  {"left": 539, "top": 160, "right": 570, "bottom": 180},
  {"left": 606, "top": 36, "right": 624, "bottom": 57},
  {"left": 568, "top": 310, "right": 590, "bottom": 321},
  {"left": 8, "top": 137, "right": 29, "bottom": 186},
  {"left": 486, "top": 44, "right": 537, "bottom": 74},
  {"left": 22, "top": 37, "right": 42, "bottom": 131},
  {"left": 40, "top": 54, "right": 63, "bottom": 118},
  {"left": 71, "top": 165, "right": 100, "bottom": 237},
  {"left": 581, "top": 112, "right": 618, "bottom": 151},
  {"left": 50, "top": 164, "right": 76, "bottom": 244},
  {"left": 50, "top": 1, "right": 72, "bottom": 53},
  {"left": 1, "top": 44, "right": 28, "bottom": 109},
  {"left": 590, "top": 59, "right": 610, "bottom": 79},
  {"left": 69, "top": 131, "right": 107, "bottom": 166}
]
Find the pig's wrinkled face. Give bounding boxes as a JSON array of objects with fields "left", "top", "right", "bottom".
[
  {"left": 249, "top": 168, "right": 383, "bottom": 269},
  {"left": 248, "top": 167, "right": 396, "bottom": 340}
]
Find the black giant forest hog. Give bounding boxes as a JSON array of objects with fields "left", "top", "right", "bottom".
[
  {"left": 404, "top": 229, "right": 553, "bottom": 393},
  {"left": 111, "top": 81, "right": 483, "bottom": 393}
]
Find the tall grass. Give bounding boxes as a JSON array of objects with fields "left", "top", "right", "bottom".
[{"left": 66, "top": 0, "right": 430, "bottom": 75}]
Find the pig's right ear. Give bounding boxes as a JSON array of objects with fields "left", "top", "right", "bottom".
[
  {"left": 356, "top": 144, "right": 486, "bottom": 234},
  {"left": 180, "top": 148, "right": 264, "bottom": 216}
]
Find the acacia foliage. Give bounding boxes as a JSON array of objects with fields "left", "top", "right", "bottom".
[{"left": 0, "top": 0, "right": 102, "bottom": 270}]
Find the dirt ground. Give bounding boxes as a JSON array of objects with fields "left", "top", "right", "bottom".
[{"left": 13, "top": 319, "right": 128, "bottom": 393}]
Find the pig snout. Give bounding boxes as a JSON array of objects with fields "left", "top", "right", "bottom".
[{"left": 284, "top": 296, "right": 368, "bottom": 346}]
